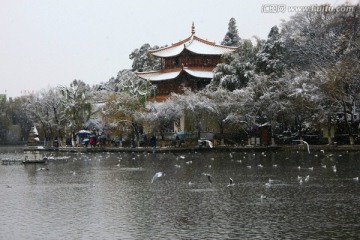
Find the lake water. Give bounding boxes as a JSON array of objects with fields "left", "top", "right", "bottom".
[{"left": 0, "top": 147, "right": 359, "bottom": 239}]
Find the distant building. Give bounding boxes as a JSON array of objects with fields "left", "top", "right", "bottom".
[
  {"left": 136, "top": 24, "right": 238, "bottom": 143},
  {"left": 136, "top": 23, "right": 237, "bottom": 102}
]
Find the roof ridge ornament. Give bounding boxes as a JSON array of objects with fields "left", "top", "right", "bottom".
[{"left": 191, "top": 22, "right": 195, "bottom": 35}]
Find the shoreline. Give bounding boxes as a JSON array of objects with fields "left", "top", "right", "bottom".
[{"left": 1, "top": 144, "right": 360, "bottom": 153}]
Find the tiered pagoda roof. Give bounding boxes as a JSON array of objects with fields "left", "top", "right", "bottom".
[
  {"left": 136, "top": 67, "right": 214, "bottom": 81},
  {"left": 148, "top": 35, "right": 237, "bottom": 58},
  {"left": 137, "top": 23, "right": 237, "bottom": 82},
  {"left": 136, "top": 23, "right": 238, "bottom": 101}
]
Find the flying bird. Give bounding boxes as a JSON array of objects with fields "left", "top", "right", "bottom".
[
  {"left": 227, "top": 178, "right": 235, "bottom": 187},
  {"left": 203, "top": 173, "right": 212, "bottom": 184},
  {"left": 292, "top": 140, "right": 310, "bottom": 154},
  {"left": 151, "top": 172, "right": 164, "bottom": 183},
  {"left": 304, "top": 175, "right": 310, "bottom": 182},
  {"left": 172, "top": 153, "right": 185, "bottom": 160}
]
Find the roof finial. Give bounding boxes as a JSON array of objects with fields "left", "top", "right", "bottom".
[{"left": 191, "top": 22, "right": 195, "bottom": 35}]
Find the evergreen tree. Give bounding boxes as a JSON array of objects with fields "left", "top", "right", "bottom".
[
  {"left": 211, "top": 39, "right": 261, "bottom": 91},
  {"left": 129, "top": 43, "right": 161, "bottom": 72},
  {"left": 255, "top": 25, "right": 285, "bottom": 76},
  {"left": 221, "top": 18, "right": 241, "bottom": 47}
]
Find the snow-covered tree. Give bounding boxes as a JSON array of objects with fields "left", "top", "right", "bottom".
[
  {"left": 22, "top": 87, "right": 66, "bottom": 145},
  {"left": 211, "top": 53, "right": 239, "bottom": 91},
  {"left": 129, "top": 43, "right": 161, "bottom": 72},
  {"left": 97, "top": 69, "right": 149, "bottom": 103},
  {"left": 280, "top": 3, "right": 360, "bottom": 71},
  {"left": 221, "top": 17, "right": 241, "bottom": 47},
  {"left": 170, "top": 89, "right": 211, "bottom": 138},
  {"left": 200, "top": 88, "right": 240, "bottom": 145},
  {"left": 321, "top": 56, "right": 360, "bottom": 145},
  {"left": 284, "top": 71, "right": 325, "bottom": 140},
  {"left": 211, "top": 39, "right": 261, "bottom": 91},
  {"left": 139, "top": 98, "right": 183, "bottom": 135},
  {"left": 247, "top": 74, "right": 291, "bottom": 145},
  {"left": 101, "top": 92, "right": 145, "bottom": 146},
  {"left": 59, "top": 80, "right": 92, "bottom": 144},
  {"left": 255, "top": 25, "right": 285, "bottom": 76}
]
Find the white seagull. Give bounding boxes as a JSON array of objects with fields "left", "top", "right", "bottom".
[
  {"left": 202, "top": 140, "right": 213, "bottom": 148},
  {"left": 227, "top": 178, "right": 235, "bottom": 187},
  {"left": 293, "top": 140, "right": 310, "bottom": 154},
  {"left": 202, "top": 173, "right": 212, "bottom": 184},
  {"left": 299, "top": 178, "right": 303, "bottom": 185},
  {"left": 151, "top": 172, "right": 164, "bottom": 183},
  {"left": 304, "top": 175, "right": 310, "bottom": 182},
  {"left": 37, "top": 167, "right": 49, "bottom": 171}
]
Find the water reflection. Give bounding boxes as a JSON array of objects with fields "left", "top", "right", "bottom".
[{"left": 0, "top": 148, "right": 359, "bottom": 239}]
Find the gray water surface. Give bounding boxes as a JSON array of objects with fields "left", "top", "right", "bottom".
[{"left": 1, "top": 148, "right": 359, "bottom": 239}]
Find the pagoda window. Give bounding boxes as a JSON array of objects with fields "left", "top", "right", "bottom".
[
  {"left": 188, "top": 56, "right": 192, "bottom": 66},
  {"left": 203, "top": 57, "right": 209, "bottom": 66},
  {"left": 195, "top": 57, "right": 201, "bottom": 66},
  {"left": 174, "top": 58, "right": 179, "bottom": 67}
]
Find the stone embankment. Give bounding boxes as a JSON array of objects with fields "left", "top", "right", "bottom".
[{"left": 18, "top": 144, "right": 360, "bottom": 153}]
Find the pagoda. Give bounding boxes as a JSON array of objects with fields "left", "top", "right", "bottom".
[{"left": 136, "top": 23, "right": 237, "bottom": 101}]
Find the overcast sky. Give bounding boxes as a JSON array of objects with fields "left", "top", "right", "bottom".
[{"left": 0, "top": 0, "right": 356, "bottom": 98}]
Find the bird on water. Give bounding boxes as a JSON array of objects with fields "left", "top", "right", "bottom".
[
  {"left": 227, "top": 178, "right": 235, "bottom": 187},
  {"left": 151, "top": 172, "right": 164, "bottom": 183},
  {"left": 202, "top": 173, "right": 212, "bottom": 184}
]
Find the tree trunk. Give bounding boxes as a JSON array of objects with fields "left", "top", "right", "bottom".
[
  {"left": 327, "top": 136, "right": 333, "bottom": 145},
  {"left": 327, "top": 124, "right": 333, "bottom": 145},
  {"left": 219, "top": 122, "right": 225, "bottom": 146},
  {"left": 247, "top": 137, "right": 251, "bottom": 146},
  {"left": 349, "top": 135, "right": 354, "bottom": 145},
  {"left": 270, "top": 120, "right": 276, "bottom": 146},
  {"left": 343, "top": 107, "right": 354, "bottom": 145},
  {"left": 72, "top": 130, "right": 76, "bottom": 147}
]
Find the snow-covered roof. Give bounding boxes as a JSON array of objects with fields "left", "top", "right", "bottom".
[
  {"left": 136, "top": 70, "right": 182, "bottom": 81},
  {"left": 183, "top": 68, "right": 214, "bottom": 79},
  {"left": 149, "top": 35, "right": 237, "bottom": 57},
  {"left": 136, "top": 67, "right": 213, "bottom": 82}
]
